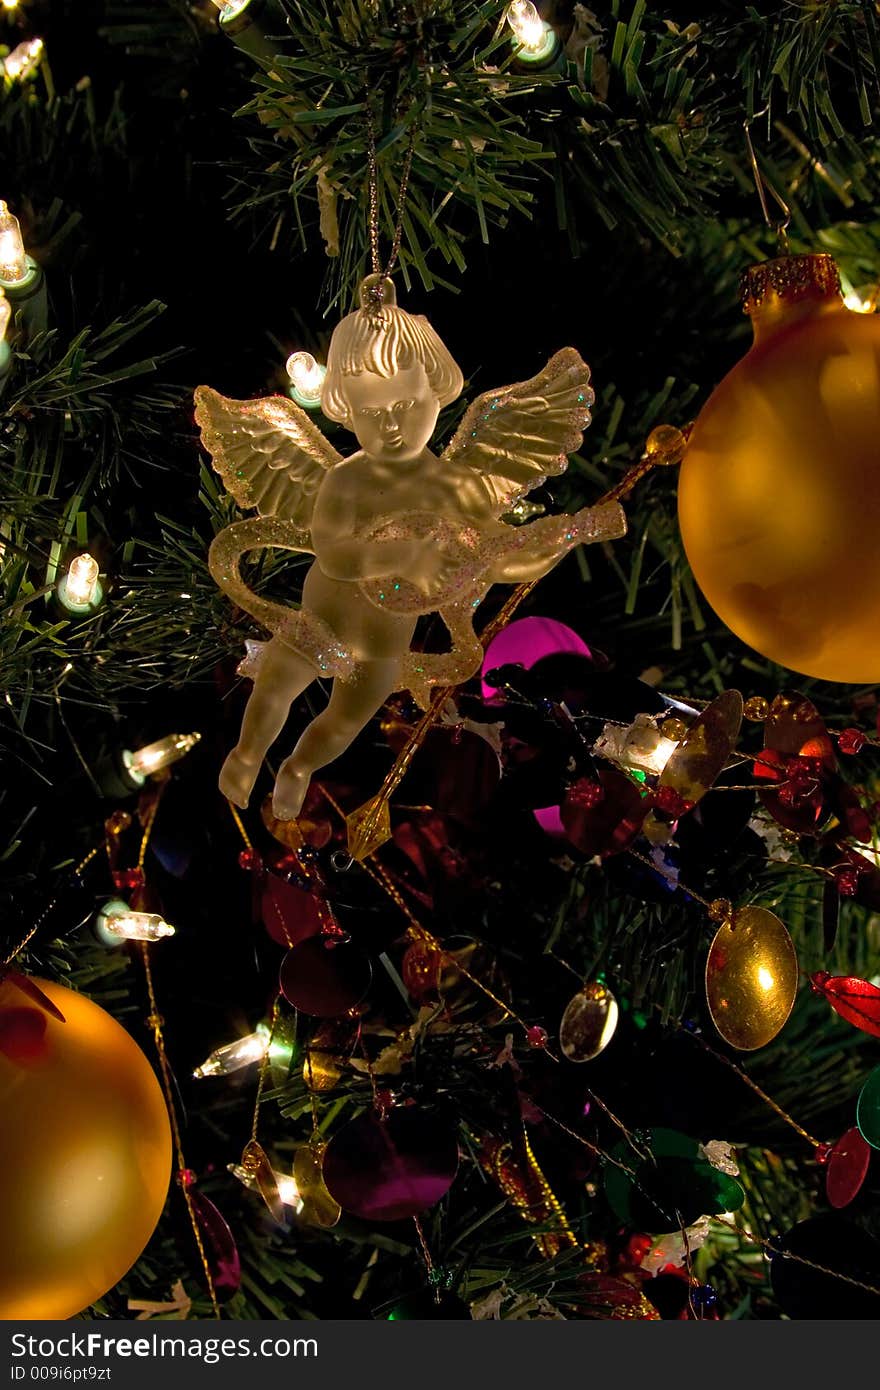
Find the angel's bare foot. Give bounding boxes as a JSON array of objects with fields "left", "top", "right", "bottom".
[
  {"left": 219, "top": 748, "right": 260, "bottom": 808},
  {"left": 272, "top": 758, "right": 310, "bottom": 822}
]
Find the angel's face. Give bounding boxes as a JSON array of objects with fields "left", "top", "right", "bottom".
[{"left": 343, "top": 365, "right": 439, "bottom": 462}]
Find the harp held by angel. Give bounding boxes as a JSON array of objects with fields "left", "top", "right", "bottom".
[{"left": 196, "top": 277, "right": 626, "bottom": 820}]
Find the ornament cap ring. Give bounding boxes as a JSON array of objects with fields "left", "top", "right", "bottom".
[{"left": 740, "top": 253, "right": 841, "bottom": 316}]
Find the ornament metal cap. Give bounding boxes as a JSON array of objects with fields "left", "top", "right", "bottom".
[{"left": 740, "top": 253, "right": 841, "bottom": 316}]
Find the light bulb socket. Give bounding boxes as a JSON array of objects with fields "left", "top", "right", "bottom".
[
  {"left": 120, "top": 749, "right": 148, "bottom": 787},
  {"left": 94, "top": 899, "right": 131, "bottom": 948},
  {"left": 219, "top": 0, "right": 280, "bottom": 62},
  {"left": 288, "top": 384, "right": 323, "bottom": 410},
  {"left": 510, "top": 24, "right": 564, "bottom": 71},
  {"left": 0, "top": 260, "right": 48, "bottom": 341},
  {"left": 56, "top": 573, "right": 104, "bottom": 615},
  {"left": 0, "top": 256, "right": 42, "bottom": 298},
  {"left": 92, "top": 745, "right": 145, "bottom": 800}
]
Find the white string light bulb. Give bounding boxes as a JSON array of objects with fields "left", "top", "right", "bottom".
[
  {"left": 593, "top": 715, "right": 680, "bottom": 776},
  {"left": 210, "top": 0, "right": 253, "bottom": 21},
  {"left": 843, "top": 289, "right": 876, "bottom": 314},
  {"left": 122, "top": 732, "right": 201, "bottom": 783},
  {"left": 228, "top": 1163, "right": 304, "bottom": 1213},
  {"left": 194, "top": 1025, "right": 271, "bottom": 1079},
  {"left": 1, "top": 0, "right": 21, "bottom": 11},
  {"left": 505, "top": 1, "right": 557, "bottom": 60},
  {"left": 286, "top": 350, "right": 326, "bottom": 409},
  {"left": 0, "top": 202, "right": 28, "bottom": 284},
  {"left": 506, "top": 1, "right": 544, "bottom": 48},
  {"left": 96, "top": 900, "right": 176, "bottom": 945},
  {"left": 3, "top": 38, "right": 45, "bottom": 82},
  {"left": 57, "top": 552, "right": 102, "bottom": 612},
  {"left": 638, "top": 733, "right": 679, "bottom": 775}
]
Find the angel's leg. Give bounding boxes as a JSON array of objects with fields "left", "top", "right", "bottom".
[
  {"left": 219, "top": 637, "right": 317, "bottom": 807},
  {"left": 272, "top": 658, "right": 401, "bottom": 820}
]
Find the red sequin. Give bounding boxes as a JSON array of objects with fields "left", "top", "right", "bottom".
[{"left": 826, "top": 1128, "right": 872, "bottom": 1209}]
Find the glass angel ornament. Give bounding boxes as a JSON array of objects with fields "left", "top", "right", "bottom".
[{"left": 196, "top": 277, "right": 625, "bottom": 820}]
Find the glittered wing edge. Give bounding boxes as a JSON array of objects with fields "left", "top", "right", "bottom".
[
  {"left": 194, "top": 385, "right": 342, "bottom": 519},
  {"left": 439, "top": 348, "right": 596, "bottom": 515}
]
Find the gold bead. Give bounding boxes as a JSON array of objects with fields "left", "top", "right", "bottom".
[
  {"left": 743, "top": 696, "right": 770, "bottom": 722},
  {"left": 708, "top": 897, "right": 734, "bottom": 924},
  {"left": 660, "top": 716, "right": 688, "bottom": 741},
  {"left": 645, "top": 423, "right": 686, "bottom": 466}
]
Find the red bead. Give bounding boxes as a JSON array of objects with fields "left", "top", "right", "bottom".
[
  {"left": 838, "top": 727, "right": 866, "bottom": 755},
  {"left": 623, "top": 1233, "right": 653, "bottom": 1267},
  {"left": 785, "top": 756, "right": 819, "bottom": 790},
  {"left": 374, "top": 1089, "right": 394, "bottom": 1118},
  {"left": 319, "top": 914, "right": 348, "bottom": 944},
  {"left": 651, "top": 785, "right": 693, "bottom": 818},
  {"left": 777, "top": 755, "right": 823, "bottom": 809},
  {"left": 570, "top": 779, "right": 604, "bottom": 809},
  {"left": 176, "top": 1167, "right": 197, "bottom": 1189},
  {"left": 834, "top": 866, "right": 859, "bottom": 897},
  {"left": 526, "top": 1025, "right": 549, "bottom": 1049},
  {"left": 111, "top": 867, "right": 145, "bottom": 891},
  {"left": 809, "top": 971, "right": 831, "bottom": 994},
  {"left": 401, "top": 942, "right": 442, "bottom": 1001},
  {"left": 815, "top": 1144, "right": 833, "bottom": 1167},
  {"left": 238, "top": 847, "right": 262, "bottom": 872}
]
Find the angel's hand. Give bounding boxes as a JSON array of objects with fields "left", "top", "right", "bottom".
[
  {"left": 408, "top": 542, "right": 462, "bottom": 598},
  {"left": 578, "top": 501, "right": 627, "bottom": 542}
]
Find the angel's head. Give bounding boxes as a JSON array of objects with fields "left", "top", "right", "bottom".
[{"left": 321, "top": 278, "right": 463, "bottom": 462}]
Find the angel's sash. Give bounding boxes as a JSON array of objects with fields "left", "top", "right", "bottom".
[{"left": 208, "top": 519, "right": 354, "bottom": 680}]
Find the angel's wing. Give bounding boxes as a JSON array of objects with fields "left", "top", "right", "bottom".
[
  {"left": 441, "top": 348, "right": 594, "bottom": 516},
  {"left": 194, "top": 386, "right": 342, "bottom": 531}
]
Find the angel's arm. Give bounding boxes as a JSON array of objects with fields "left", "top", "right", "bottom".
[
  {"left": 310, "top": 467, "right": 422, "bottom": 581},
  {"left": 489, "top": 518, "right": 578, "bottom": 583},
  {"left": 487, "top": 502, "right": 627, "bottom": 583}
]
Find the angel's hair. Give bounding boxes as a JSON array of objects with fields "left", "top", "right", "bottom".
[{"left": 321, "top": 304, "right": 463, "bottom": 423}]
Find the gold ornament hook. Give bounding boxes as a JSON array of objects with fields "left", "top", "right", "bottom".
[{"left": 743, "top": 113, "right": 791, "bottom": 252}]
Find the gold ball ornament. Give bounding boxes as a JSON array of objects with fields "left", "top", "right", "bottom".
[
  {"left": 0, "top": 977, "right": 172, "bottom": 1319},
  {"left": 678, "top": 254, "right": 880, "bottom": 683}
]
